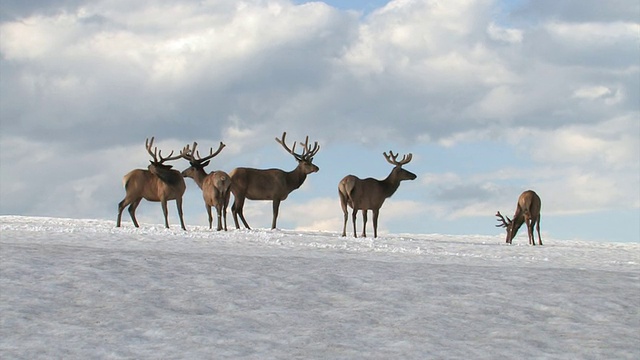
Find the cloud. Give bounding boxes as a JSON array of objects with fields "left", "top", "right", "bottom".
[
  {"left": 0, "top": 0, "right": 357, "bottom": 147},
  {"left": 285, "top": 195, "right": 428, "bottom": 237},
  {"left": 487, "top": 22, "right": 523, "bottom": 44},
  {"left": 2, "top": 0, "right": 636, "bottom": 146},
  {"left": 517, "top": 116, "right": 639, "bottom": 170}
]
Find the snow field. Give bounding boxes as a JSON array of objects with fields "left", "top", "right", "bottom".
[{"left": 1, "top": 216, "right": 638, "bottom": 359}]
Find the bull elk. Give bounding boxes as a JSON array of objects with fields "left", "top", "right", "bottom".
[
  {"left": 339, "top": 151, "right": 417, "bottom": 238},
  {"left": 230, "top": 132, "right": 320, "bottom": 230},
  {"left": 117, "top": 137, "right": 187, "bottom": 230},
  {"left": 181, "top": 141, "right": 231, "bottom": 231},
  {"left": 495, "top": 190, "right": 542, "bottom": 245}
]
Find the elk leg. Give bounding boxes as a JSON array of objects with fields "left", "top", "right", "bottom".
[
  {"left": 128, "top": 199, "right": 142, "bottom": 228},
  {"left": 351, "top": 209, "right": 358, "bottom": 238},
  {"left": 271, "top": 200, "right": 281, "bottom": 230},
  {"left": 238, "top": 211, "right": 251, "bottom": 229},
  {"left": 373, "top": 210, "right": 379, "bottom": 239},
  {"left": 231, "top": 200, "right": 240, "bottom": 229},
  {"left": 232, "top": 196, "right": 251, "bottom": 230},
  {"left": 524, "top": 216, "right": 534, "bottom": 246},
  {"left": 222, "top": 191, "right": 230, "bottom": 231},
  {"left": 530, "top": 223, "right": 535, "bottom": 246},
  {"left": 339, "top": 196, "right": 348, "bottom": 237},
  {"left": 536, "top": 218, "right": 542, "bottom": 245},
  {"left": 361, "top": 210, "right": 368, "bottom": 238},
  {"left": 342, "top": 210, "right": 348, "bottom": 237},
  {"left": 161, "top": 200, "right": 170, "bottom": 229},
  {"left": 215, "top": 203, "right": 223, "bottom": 231},
  {"left": 116, "top": 199, "right": 128, "bottom": 227},
  {"left": 206, "top": 205, "right": 213, "bottom": 229},
  {"left": 176, "top": 197, "right": 186, "bottom": 231}
]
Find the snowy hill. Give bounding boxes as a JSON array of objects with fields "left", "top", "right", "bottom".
[{"left": 1, "top": 216, "right": 638, "bottom": 359}]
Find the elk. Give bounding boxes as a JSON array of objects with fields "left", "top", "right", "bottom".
[
  {"left": 495, "top": 190, "right": 542, "bottom": 245},
  {"left": 230, "top": 132, "right": 320, "bottom": 230},
  {"left": 117, "top": 137, "right": 187, "bottom": 230},
  {"left": 339, "top": 151, "right": 417, "bottom": 238},
  {"left": 181, "top": 141, "right": 231, "bottom": 231}
]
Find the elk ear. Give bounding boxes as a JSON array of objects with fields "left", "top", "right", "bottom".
[{"left": 202, "top": 160, "right": 210, "bottom": 167}]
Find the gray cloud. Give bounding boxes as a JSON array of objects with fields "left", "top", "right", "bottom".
[{"left": 3, "top": 0, "right": 636, "bottom": 148}]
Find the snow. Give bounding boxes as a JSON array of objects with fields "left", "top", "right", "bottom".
[{"left": 1, "top": 216, "right": 638, "bottom": 359}]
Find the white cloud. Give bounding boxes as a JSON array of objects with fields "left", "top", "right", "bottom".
[
  {"left": 572, "top": 85, "right": 624, "bottom": 105},
  {"left": 487, "top": 22, "right": 523, "bottom": 44},
  {"left": 545, "top": 21, "right": 640, "bottom": 46},
  {"left": 471, "top": 85, "right": 526, "bottom": 119},
  {"left": 284, "top": 197, "right": 342, "bottom": 231},
  {"left": 573, "top": 85, "right": 613, "bottom": 100},
  {"left": 523, "top": 116, "right": 639, "bottom": 170}
]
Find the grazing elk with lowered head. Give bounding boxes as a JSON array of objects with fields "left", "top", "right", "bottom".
[
  {"left": 339, "top": 151, "right": 417, "bottom": 238},
  {"left": 181, "top": 141, "right": 231, "bottom": 231},
  {"left": 230, "top": 132, "right": 320, "bottom": 230},
  {"left": 117, "top": 137, "right": 187, "bottom": 230},
  {"left": 496, "top": 190, "right": 542, "bottom": 245}
]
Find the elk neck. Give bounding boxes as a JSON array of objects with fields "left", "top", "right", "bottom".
[
  {"left": 507, "top": 215, "right": 525, "bottom": 240},
  {"left": 380, "top": 174, "right": 403, "bottom": 198},
  {"left": 285, "top": 163, "right": 312, "bottom": 191},
  {"left": 149, "top": 163, "right": 183, "bottom": 186},
  {"left": 381, "top": 167, "right": 413, "bottom": 197},
  {"left": 186, "top": 167, "right": 208, "bottom": 190}
]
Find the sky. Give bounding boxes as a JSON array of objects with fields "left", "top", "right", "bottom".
[{"left": 0, "top": 0, "right": 638, "bottom": 242}]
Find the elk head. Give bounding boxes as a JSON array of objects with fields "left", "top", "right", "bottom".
[
  {"left": 276, "top": 131, "right": 320, "bottom": 174},
  {"left": 180, "top": 141, "right": 226, "bottom": 179},
  {"left": 495, "top": 210, "right": 524, "bottom": 244},
  {"left": 145, "top": 137, "right": 184, "bottom": 186},
  {"left": 384, "top": 151, "right": 417, "bottom": 182},
  {"left": 495, "top": 211, "right": 513, "bottom": 238}
]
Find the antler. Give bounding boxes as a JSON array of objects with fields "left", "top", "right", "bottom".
[
  {"left": 181, "top": 141, "right": 225, "bottom": 164},
  {"left": 298, "top": 135, "right": 320, "bottom": 159},
  {"left": 275, "top": 132, "right": 320, "bottom": 162},
  {"left": 145, "top": 137, "right": 183, "bottom": 164},
  {"left": 145, "top": 137, "right": 160, "bottom": 162},
  {"left": 495, "top": 211, "right": 512, "bottom": 228},
  {"left": 384, "top": 151, "right": 412, "bottom": 166},
  {"left": 180, "top": 142, "right": 195, "bottom": 161}
]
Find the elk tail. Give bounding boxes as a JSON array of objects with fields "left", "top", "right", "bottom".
[{"left": 122, "top": 173, "right": 133, "bottom": 189}]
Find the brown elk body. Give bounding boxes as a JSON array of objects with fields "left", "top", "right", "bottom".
[
  {"left": 339, "top": 151, "right": 417, "bottom": 238},
  {"left": 230, "top": 132, "right": 320, "bottom": 230},
  {"left": 117, "top": 137, "right": 187, "bottom": 230},
  {"left": 181, "top": 142, "right": 231, "bottom": 231},
  {"left": 496, "top": 190, "right": 542, "bottom": 245}
]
